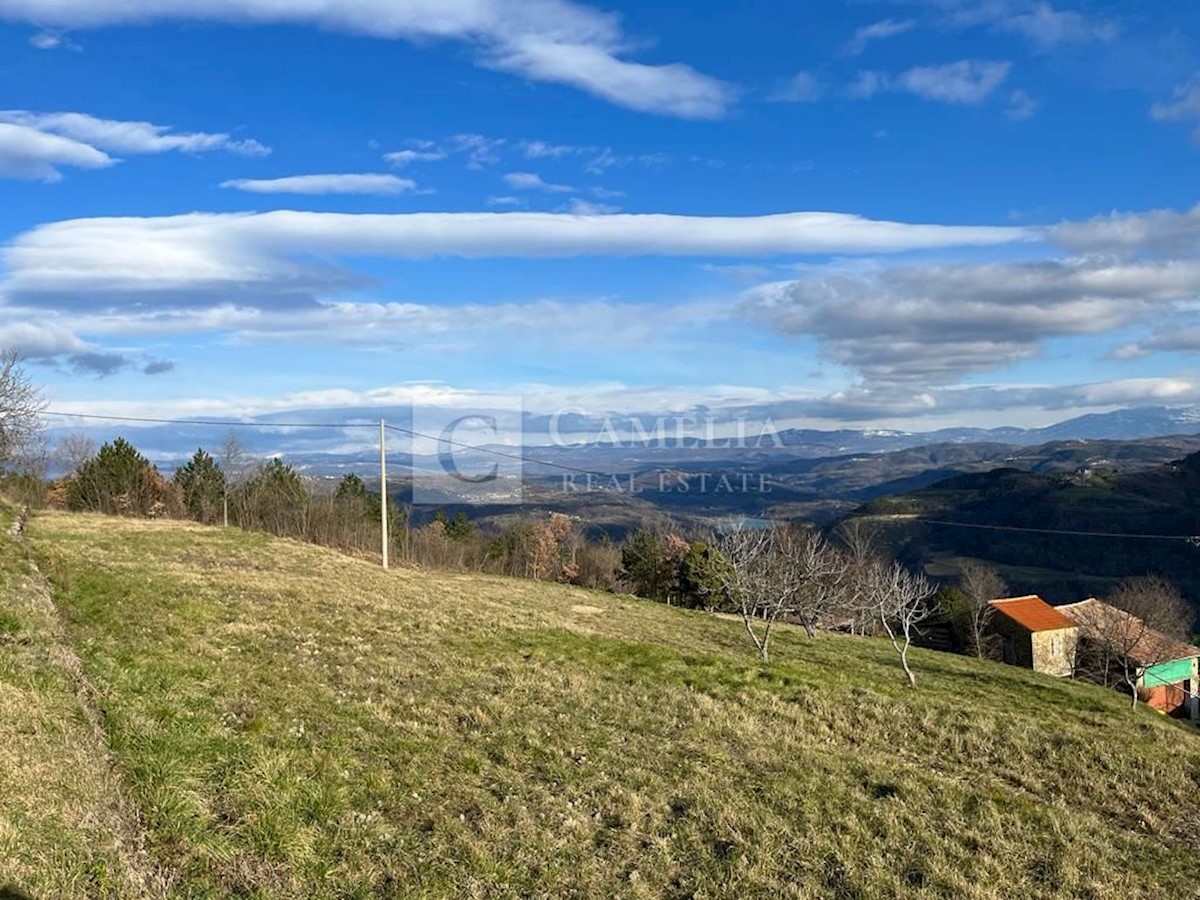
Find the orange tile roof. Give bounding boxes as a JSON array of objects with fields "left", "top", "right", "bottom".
[{"left": 988, "top": 595, "right": 1078, "bottom": 633}]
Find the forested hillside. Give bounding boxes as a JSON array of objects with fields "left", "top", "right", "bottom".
[{"left": 861, "top": 452, "right": 1200, "bottom": 605}]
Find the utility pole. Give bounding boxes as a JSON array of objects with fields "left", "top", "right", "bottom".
[
  {"left": 380, "top": 419, "right": 389, "bottom": 570},
  {"left": 223, "top": 490, "right": 228, "bottom": 528}
]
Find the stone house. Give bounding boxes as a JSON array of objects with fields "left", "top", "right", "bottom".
[
  {"left": 987, "top": 595, "right": 1079, "bottom": 677},
  {"left": 1058, "top": 597, "right": 1200, "bottom": 721}
]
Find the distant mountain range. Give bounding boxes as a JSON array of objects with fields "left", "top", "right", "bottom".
[
  {"left": 767, "top": 406, "right": 1200, "bottom": 456},
  {"left": 48, "top": 404, "right": 1200, "bottom": 475}
]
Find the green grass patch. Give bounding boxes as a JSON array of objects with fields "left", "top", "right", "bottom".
[{"left": 0, "top": 517, "right": 146, "bottom": 898}]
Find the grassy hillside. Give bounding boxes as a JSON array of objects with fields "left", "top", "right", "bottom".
[{"left": 3, "top": 511, "right": 1200, "bottom": 898}]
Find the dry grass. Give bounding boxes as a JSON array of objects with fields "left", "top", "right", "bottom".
[{"left": 8, "top": 509, "right": 1200, "bottom": 898}]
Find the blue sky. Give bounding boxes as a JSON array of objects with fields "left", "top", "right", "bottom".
[{"left": 3, "top": 0, "right": 1200, "bottom": 440}]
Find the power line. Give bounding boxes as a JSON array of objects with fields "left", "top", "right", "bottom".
[
  {"left": 917, "top": 518, "right": 1200, "bottom": 543},
  {"left": 43, "top": 408, "right": 662, "bottom": 488},
  {"left": 383, "top": 422, "right": 643, "bottom": 482}
]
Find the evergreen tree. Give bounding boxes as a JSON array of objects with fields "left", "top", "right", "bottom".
[
  {"left": 173, "top": 448, "right": 226, "bottom": 524},
  {"left": 68, "top": 437, "right": 180, "bottom": 517},
  {"left": 677, "top": 541, "right": 735, "bottom": 610},
  {"left": 621, "top": 530, "right": 673, "bottom": 601},
  {"left": 445, "top": 511, "right": 475, "bottom": 541},
  {"left": 243, "top": 458, "right": 309, "bottom": 535},
  {"left": 431, "top": 508, "right": 475, "bottom": 540},
  {"left": 335, "top": 473, "right": 379, "bottom": 518}
]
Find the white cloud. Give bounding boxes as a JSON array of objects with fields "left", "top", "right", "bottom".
[
  {"left": 517, "top": 140, "right": 587, "bottom": 158},
  {"left": 0, "top": 110, "right": 269, "bottom": 156},
  {"left": 481, "top": 39, "right": 731, "bottom": 119},
  {"left": 503, "top": 171, "right": 575, "bottom": 193},
  {"left": 30, "top": 31, "right": 67, "bottom": 49},
  {"left": 897, "top": 60, "right": 1012, "bottom": 104},
  {"left": 847, "top": 70, "right": 888, "bottom": 100},
  {"left": 1115, "top": 325, "right": 1200, "bottom": 359},
  {"left": 1005, "top": 88, "right": 1039, "bottom": 121},
  {"left": 934, "top": 1, "right": 1116, "bottom": 47},
  {"left": 769, "top": 71, "right": 823, "bottom": 103},
  {"left": 995, "top": 3, "right": 1117, "bottom": 47},
  {"left": 0, "top": 0, "right": 731, "bottom": 119},
  {"left": 849, "top": 61, "right": 1010, "bottom": 105},
  {"left": 18, "top": 296, "right": 726, "bottom": 365},
  {"left": 383, "top": 149, "right": 447, "bottom": 167},
  {"left": 0, "top": 317, "right": 167, "bottom": 377},
  {"left": 563, "top": 198, "right": 620, "bottom": 215},
  {"left": 221, "top": 173, "right": 420, "bottom": 195},
  {"left": 843, "top": 18, "right": 915, "bottom": 56},
  {"left": 1151, "top": 75, "right": 1200, "bottom": 143},
  {"left": 1051, "top": 203, "right": 1200, "bottom": 255},
  {"left": 589, "top": 186, "right": 624, "bottom": 199},
  {"left": 37, "top": 370, "right": 1200, "bottom": 432},
  {"left": 0, "top": 122, "right": 113, "bottom": 180},
  {"left": 447, "top": 133, "right": 506, "bottom": 169},
  {"left": 741, "top": 256, "right": 1200, "bottom": 385},
  {"left": 792, "top": 378, "right": 1200, "bottom": 423},
  {"left": 0, "top": 210, "right": 1030, "bottom": 309},
  {"left": 582, "top": 148, "right": 670, "bottom": 174},
  {"left": 0, "top": 320, "right": 88, "bottom": 357}
]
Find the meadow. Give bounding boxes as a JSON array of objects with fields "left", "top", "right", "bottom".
[{"left": 1, "top": 509, "right": 1198, "bottom": 898}]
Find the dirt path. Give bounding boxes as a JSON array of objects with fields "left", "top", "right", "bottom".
[{"left": 8, "top": 509, "right": 173, "bottom": 898}]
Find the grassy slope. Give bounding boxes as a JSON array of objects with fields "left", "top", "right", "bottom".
[
  {"left": 0, "top": 508, "right": 152, "bottom": 897},
  {"left": 10, "top": 511, "right": 1200, "bottom": 898}
]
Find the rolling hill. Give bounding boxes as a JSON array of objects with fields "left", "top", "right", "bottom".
[
  {"left": 408, "top": 435, "right": 1200, "bottom": 539},
  {"left": 857, "top": 451, "right": 1200, "bottom": 605},
  {"left": 2, "top": 510, "right": 1198, "bottom": 898}
]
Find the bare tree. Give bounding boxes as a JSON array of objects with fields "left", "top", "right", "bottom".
[
  {"left": 8, "top": 430, "right": 50, "bottom": 506},
  {"left": 777, "top": 526, "right": 842, "bottom": 639},
  {"left": 55, "top": 432, "right": 96, "bottom": 474},
  {"left": 1073, "top": 577, "right": 1194, "bottom": 711},
  {"left": 717, "top": 525, "right": 778, "bottom": 662},
  {"left": 716, "top": 524, "right": 841, "bottom": 662},
  {"left": 1111, "top": 576, "right": 1194, "bottom": 642},
  {"left": 0, "top": 351, "right": 45, "bottom": 467},
  {"left": 218, "top": 430, "right": 252, "bottom": 527},
  {"left": 872, "top": 561, "right": 936, "bottom": 688},
  {"left": 958, "top": 561, "right": 1007, "bottom": 659},
  {"left": 832, "top": 520, "right": 885, "bottom": 635}
]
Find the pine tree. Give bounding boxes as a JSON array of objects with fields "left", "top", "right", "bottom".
[
  {"left": 68, "top": 437, "right": 181, "bottom": 517},
  {"left": 174, "top": 448, "right": 226, "bottom": 524}
]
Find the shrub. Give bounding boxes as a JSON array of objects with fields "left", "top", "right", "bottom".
[{"left": 237, "top": 458, "right": 310, "bottom": 537}]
